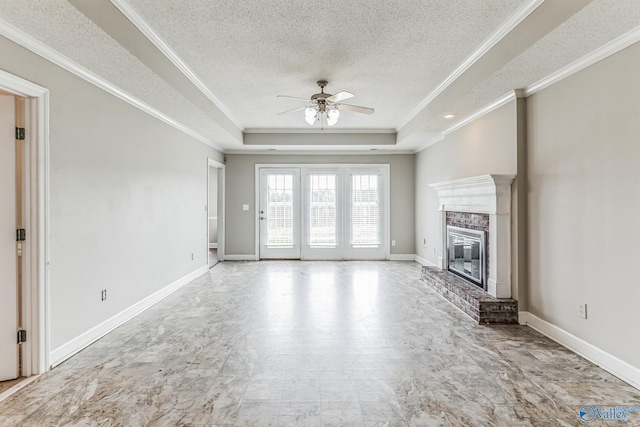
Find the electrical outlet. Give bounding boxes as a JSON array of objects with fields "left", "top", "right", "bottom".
[
  {"left": 101, "top": 289, "right": 107, "bottom": 301},
  {"left": 577, "top": 304, "right": 587, "bottom": 319},
  {"left": 391, "top": 240, "right": 396, "bottom": 247}
]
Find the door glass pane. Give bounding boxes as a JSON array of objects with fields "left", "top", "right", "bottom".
[
  {"left": 267, "top": 174, "right": 294, "bottom": 246},
  {"left": 309, "top": 174, "right": 336, "bottom": 246},
  {"left": 351, "top": 174, "right": 380, "bottom": 247}
]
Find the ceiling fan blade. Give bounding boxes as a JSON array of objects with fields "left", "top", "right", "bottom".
[
  {"left": 337, "top": 103, "right": 374, "bottom": 115},
  {"left": 326, "top": 91, "right": 354, "bottom": 103},
  {"left": 277, "top": 95, "right": 310, "bottom": 102},
  {"left": 277, "top": 106, "right": 307, "bottom": 115}
]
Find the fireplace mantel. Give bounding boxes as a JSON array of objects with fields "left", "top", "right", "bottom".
[{"left": 429, "top": 174, "right": 515, "bottom": 298}]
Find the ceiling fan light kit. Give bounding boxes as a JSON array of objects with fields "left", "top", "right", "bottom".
[{"left": 278, "top": 80, "right": 374, "bottom": 128}]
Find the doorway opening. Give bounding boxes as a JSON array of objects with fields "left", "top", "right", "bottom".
[{"left": 208, "top": 158, "right": 225, "bottom": 268}]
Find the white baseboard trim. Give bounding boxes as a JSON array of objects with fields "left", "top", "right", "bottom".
[
  {"left": 208, "top": 243, "right": 218, "bottom": 249},
  {"left": 224, "top": 254, "right": 258, "bottom": 261},
  {"left": 49, "top": 265, "right": 209, "bottom": 368},
  {"left": 389, "top": 254, "right": 416, "bottom": 261},
  {"left": 414, "top": 255, "right": 438, "bottom": 267},
  {"left": 519, "top": 311, "right": 640, "bottom": 390}
]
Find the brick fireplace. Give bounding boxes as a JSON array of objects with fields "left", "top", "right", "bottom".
[{"left": 429, "top": 174, "right": 515, "bottom": 299}]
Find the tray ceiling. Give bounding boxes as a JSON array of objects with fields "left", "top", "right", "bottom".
[{"left": 0, "top": 0, "right": 638, "bottom": 152}]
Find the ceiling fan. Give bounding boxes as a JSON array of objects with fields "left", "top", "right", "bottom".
[{"left": 277, "top": 80, "right": 374, "bottom": 128}]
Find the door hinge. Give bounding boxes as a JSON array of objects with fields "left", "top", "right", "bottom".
[
  {"left": 17, "top": 330, "right": 27, "bottom": 343},
  {"left": 17, "top": 228, "right": 26, "bottom": 241},
  {"left": 16, "top": 127, "right": 25, "bottom": 141}
]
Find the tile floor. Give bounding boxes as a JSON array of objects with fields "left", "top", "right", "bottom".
[{"left": 0, "top": 261, "right": 639, "bottom": 426}]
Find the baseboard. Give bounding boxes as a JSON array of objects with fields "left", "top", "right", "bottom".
[
  {"left": 519, "top": 311, "right": 640, "bottom": 390},
  {"left": 224, "top": 254, "right": 257, "bottom": 261},
  {"left": 49, "top": 265, "right": 209, "bottom": 368},
  {"left": 389, "top": 254, "right": 415, "bottom": 261},
  {"left": 208, "top": 243, "right": 218, "bottom": 249},
  {"left": 414, "top": 255, "right": 438, "bottom": 267}
]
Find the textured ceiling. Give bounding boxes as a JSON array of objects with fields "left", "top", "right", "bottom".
[
  {"left": 125, "top": 0, "right": 526, "bottom": 131},
  {"left": 0, "top": 0, "right": 638, "bottom": 152}
]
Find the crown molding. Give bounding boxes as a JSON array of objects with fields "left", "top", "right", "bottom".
[
  {"left": 412, "top": 134, "right": 445, "bottom": 154},
  {"left": 398, "top": 0, "right": 545, "bottom": 129},
  {"left": 436, "top": 25, "right": 640, "bottom": 141},
  {"left": 224, "top": 149, "right": 415, "bottom": 156},
  {"left": 524, "top": 25, "right": 640, "bottom": 96},
  {"left": 0, "top": 18, "right": 223, "bottom": 152},
  {"left": 109, "top": 0, "right": 242, "bottom": 129},
  {"left": 243, "top": 128, "right": 397, "bottom": 134},
  {"left": 441, "top": 91, "right": 517, "bottom": 137}
]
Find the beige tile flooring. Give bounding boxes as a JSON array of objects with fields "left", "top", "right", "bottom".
[{"left": 1, "top": 260, "right": 639, "bottom": 426}]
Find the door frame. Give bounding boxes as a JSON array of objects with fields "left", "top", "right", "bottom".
[
  {"left": 207, "top": 158, "right": 225, "bottom": 261},
  {"left": 255, "top": 163, "right": 390, "bottom": 261},
  {"left": 0, "top": 70, "right": 50, "bottom": 377}
]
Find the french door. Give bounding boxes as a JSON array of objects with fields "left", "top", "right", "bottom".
[
  {"left": 259, "top": 168, "right": 301, "bottom": 259},
  {"left": 258, "top": 165, "right": 388, "bottom": 260}
]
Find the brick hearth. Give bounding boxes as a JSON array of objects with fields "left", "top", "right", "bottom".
[{"left": 421, "top": 266, "right": 518, "bottom": 324}]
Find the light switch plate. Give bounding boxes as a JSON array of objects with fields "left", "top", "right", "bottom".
[{"left": 242, "top": 204, "right": 249, "bottom": 211}]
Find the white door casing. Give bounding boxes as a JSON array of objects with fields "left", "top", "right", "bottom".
[
  {"left": 0, "top": 95, "right": 18, "bottom": 381},
  {"left": 0, "top": 68, "right": 50, "bottom": 377}
]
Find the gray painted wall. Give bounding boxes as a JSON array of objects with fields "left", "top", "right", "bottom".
[
  {"left": 0, "top": 37, "right": 223, "bottom": 351},
  {"left": 225, "top": 153, "right": 415, "bottom": 256},
  {"left": 415, "top": 101, "right": 518, "bottom": 261},
  {"left": 414, "top": 100, "right": 526, "bottom": 303},
  {"left": 527, "top": 41, "right": 640, "bottom": 367}
]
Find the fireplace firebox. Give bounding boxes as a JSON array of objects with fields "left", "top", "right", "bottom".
[{"left": 446, "top": 225, "right": 486, "bottom": 289}]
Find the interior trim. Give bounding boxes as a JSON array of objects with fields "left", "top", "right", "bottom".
[
  {"left": 0, "top": 69, "right": 50, "bottom": 376},
  {"left": 520, "top": 311, "right": 640, "bottom": 390},
  {"left": 399, "top": 0, "right": 545, "bottom": 129},
  {"left": 0, "top": 18, "right": 221, "bottom": 151},
  {"left": 524, "top": 26, "right": 640, "bottom": 96},
  {"left": 441, "top": 91, "right": 518, "bottom": 137},
  {"left": 110, "top": 0, "right": 241, "bottom": 129},
  {"left": 49, "top": 265, "right": 209, "bottom": 368}
]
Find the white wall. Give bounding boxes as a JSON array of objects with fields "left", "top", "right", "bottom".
[
  {"left": 225, "top": 153, "right": 415, "bottom": 257},
  {"left": 0, "top": 37, "right": 223, "bottom": 357},
  {"left": 527, "top": 41, "right": 640, "bottom": 369}
]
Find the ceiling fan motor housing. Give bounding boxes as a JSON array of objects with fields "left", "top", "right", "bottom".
[{"left": 311, "top": 80, "right": 331, "bottom": 105}]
